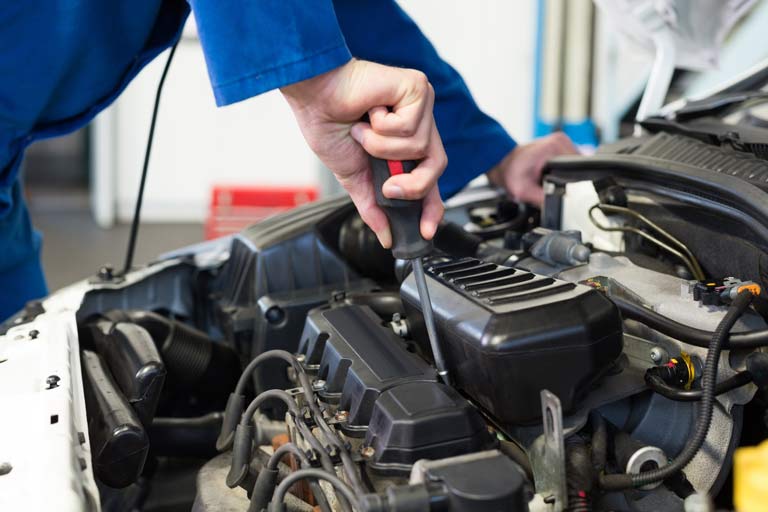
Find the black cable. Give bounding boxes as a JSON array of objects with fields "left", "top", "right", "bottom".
[
  {"left": 294, "top": 370, "right": 367, "bottom": 495},
  {"left": 236, "top": 350, "right": 299, "bottom": 396},
  {"left": 600, "top": 291, "right": 755, "bottom": 490},
  {"left": 612, "top": 295, "right": 768, "bottom": 349},
  {"left": 242, "top": 389, "right": 299, "bottom": 422},
  {"left": 269, "top": 468, "right": 359, "bottom": 512},
  {"left": 122, "top": 39, "right": 179, "bottom": 275},
  {"left": 264, "top": 443, "right": 331, "bottom": 512},
  {"left": 646, "top": 371, "right": 753, "bottom": 402},
  {"left": 233, "top": 350, "right": 364, "bottom": 498},
  {"left": 218, "top": 350, "right": 303, "bottom": 452}
]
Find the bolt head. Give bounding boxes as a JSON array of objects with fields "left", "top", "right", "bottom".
[
  {"left": 46, "top": 375, "right": 61, "bottom": 389},
  {"left": 334, "top": 410, "right": 349, "bottom": 422},
  {"left": 295, "top": 354, "right": 306, "bottom": 363},
  {"left": 313, "top": 380, "right": 326, "bottom": 391},
  {"left": 98, "top": 265, "right": 114, "bottom": 280},
  {"left": 361, "top": 446, "right": 375, "bottom": 458},
  {"left": 650, "top": 347, "right": 667, "bottom": 364}
]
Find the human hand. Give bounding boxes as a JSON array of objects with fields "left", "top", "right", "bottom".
[
  {"left": 281, "top": 59, "right": 446, "bottom": 249},
  {"left": 487, "top": 132, "right": 578, "bottom": 206}
]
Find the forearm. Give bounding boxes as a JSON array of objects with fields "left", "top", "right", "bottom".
[{"left": 188, "top": 0, "right": 352, "bottom": 106}]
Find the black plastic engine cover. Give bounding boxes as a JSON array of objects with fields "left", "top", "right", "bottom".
[
  {"left": 364, "top": 381, "right": 494, "bottom": 472},
  {"left": 400, "top": 257, "right": 623, "bottom": 425},
  {"left": 297, "top": 304, "right": 437, "bottom": 431}
]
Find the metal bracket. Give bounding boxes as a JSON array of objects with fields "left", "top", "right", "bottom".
[{"left": 530, "top": 390, "right": 568, "bottom": 512}]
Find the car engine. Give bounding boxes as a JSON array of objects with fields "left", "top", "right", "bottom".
[{"left": 3, "top": 108, "right": 768, "bottom": 512}]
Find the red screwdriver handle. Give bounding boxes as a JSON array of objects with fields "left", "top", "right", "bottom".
[{"left": 369, "top": 156, "right": 433, "bottom": 260}]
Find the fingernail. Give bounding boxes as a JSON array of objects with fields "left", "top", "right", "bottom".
[
  {"left": 376, "top": 229, "right": 392, "bottom": 249},
  {"left": 350, "top": 124, "right": 363, "bottom": 143},
  {"left": 383, "top": 184, "right": 404, "bottom": 199}
]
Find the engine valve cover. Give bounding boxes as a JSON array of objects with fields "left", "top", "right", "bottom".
[{"left": 298, "top": 304, "right": 437, "bottom": 431}]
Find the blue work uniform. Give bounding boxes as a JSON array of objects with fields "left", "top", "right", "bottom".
[{"left": 0, "top": 0, "right": 516, "bottom": 320}]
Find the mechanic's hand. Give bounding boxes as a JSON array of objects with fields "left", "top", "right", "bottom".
[
  {"left": 487, "top": 132, "right": 578, "bottom": 206},
  {"left": 281, "top": 59, "right": 446, "bottom": 249}
]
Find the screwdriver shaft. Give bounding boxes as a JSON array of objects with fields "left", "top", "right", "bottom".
[{"left": 412, "top": 258, "right": 449, "bottom": 384}]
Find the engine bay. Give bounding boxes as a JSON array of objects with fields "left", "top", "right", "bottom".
[{"left": 4, "top": 122, "right": 768, "bottom": 512}]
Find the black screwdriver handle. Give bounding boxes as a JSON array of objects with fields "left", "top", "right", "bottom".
[{"left": 370, "top": 156, "right": 433, "bottom": 260}]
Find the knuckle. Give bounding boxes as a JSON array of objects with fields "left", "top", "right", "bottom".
[
  {"left": 412, "top": 138, "right": 429, "bottom": 156},
  {"left": 410, "top": 70, "right": 430, "bottom": 93},
  {"left": 398, "top": 123, "right": 418, "bottom": 138},
  {"left": 438, "top": 152, "right": 448, "bottom": 171},
  {"left": 412, "top": 178, "right": 430, "bottom": 197}
]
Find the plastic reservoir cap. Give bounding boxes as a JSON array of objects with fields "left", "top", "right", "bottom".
[{"left": 734, "top": 440, "right": 768, "bottom": 512}]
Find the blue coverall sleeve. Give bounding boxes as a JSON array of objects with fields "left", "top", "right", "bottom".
[
  {"left": 187, "top": 0, "right": 353, "bottom": 106},
  {"left": 332, "top": 0, "right": 517, "bottom": 198}
]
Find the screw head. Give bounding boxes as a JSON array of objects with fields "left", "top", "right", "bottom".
[
  {"left": 361, "top": 446, "right": 375, "bottom": 459},
  {"left": 98, "top": 265, "right": 114, "bottom": 281},
  {"left": 46, "top": 375, "right": 61, "bottom": 389},
  {"left": 650, "top": 346, "right": 667, "bottom": 364},
  {"left": 295, "top": 354, "right": 306, "bottom": 363},
  {"left": 334, "top": 410, "right": 349, "bottom": 422},
  {"left": 313, "top": 380, "right": 326, "bottom": 391},
  {"left": 264, "top": 306, "right": 285, "bottom": 325},
  {"left": 0, "top": 462, "right": 12, "bottom": 476},
  {"left": 28, "top": 330, "right": 40, "bottom": 340}
]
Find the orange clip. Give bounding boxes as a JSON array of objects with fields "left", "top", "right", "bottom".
[{"left": 738, "top": 283, "right": 762, "bottom": 296}]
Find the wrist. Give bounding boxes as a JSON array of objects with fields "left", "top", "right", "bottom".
[
  {"left": 281, "top": 58, "right": 356, "bottom": 108},
  {"left": 486, "top": 146, "right": 516, "bottom": 187}
]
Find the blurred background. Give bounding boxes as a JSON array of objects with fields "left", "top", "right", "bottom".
[{"left": 22, "top": 0, "right": 768, "bottom": 291}]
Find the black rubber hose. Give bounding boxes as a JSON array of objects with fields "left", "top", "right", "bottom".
[
  {"left": 498, "top": 440, "right": 533, "bottom": 481},
  {"left": 565, "top": 436, "right": 593, "bottom": 512},
  {"left": 612, "top": 295, "right": 768, "bottom": 349},
  {"left": 109, "top": 310, "right": 240, "bottom": 391},
  {"left": 645, "top": 371, "right": 753, "bottom": 401},
  {"left": 589, "top": 412, "right": 607, "bottom": 476},
  {"left": 269, "top": 468, "right": 359, "bottom": 512},
  {"left": 600, "top": 291, "right": 755, "bottom": 490},
  {"left": 149, "top": 412, "right": 222, "bottom": 458}
]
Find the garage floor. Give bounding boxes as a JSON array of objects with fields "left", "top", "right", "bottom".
[{"left": 28, "top": 190, "right": 204, "bottom": 292}]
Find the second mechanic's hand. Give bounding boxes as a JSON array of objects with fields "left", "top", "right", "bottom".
[
  {"left": 487, "top": 132, "right": 578, "bottom": 207},
  {"left": 281, "top": 59, "right": 446, "bottom": 249}
]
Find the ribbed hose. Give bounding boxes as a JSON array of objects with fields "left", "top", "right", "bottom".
[
  {"left": 565, "top": 437, "right": 593, "bottom": 512},
  {"left": 600, "top": 291, "right": 755, "bottom": 490}
]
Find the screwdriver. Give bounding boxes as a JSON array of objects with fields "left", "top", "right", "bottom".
[{"left": 369, "top": 156, "right": 449, "bottom": 384}]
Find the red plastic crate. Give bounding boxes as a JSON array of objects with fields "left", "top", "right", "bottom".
[{"left": 205, "top": 185, "right": 318, "bottom": 240}]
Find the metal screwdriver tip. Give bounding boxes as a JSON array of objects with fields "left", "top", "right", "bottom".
[{"left": 411, "top": 258, "right": 450, "bottom": 385}]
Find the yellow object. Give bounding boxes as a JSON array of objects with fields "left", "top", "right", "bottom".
[
  {"left": 679, "top": 352, "right": 695, "bottom": 390},
  {"left": 738, "top": 283, "right": 762, "bottom": 296},
  {"left": 734, "top": 440, "right": 768, "bottom": 512}
]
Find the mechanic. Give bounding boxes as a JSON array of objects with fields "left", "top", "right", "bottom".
[{"left": 0, "top": 0, "right": 576, "bottom": 320}]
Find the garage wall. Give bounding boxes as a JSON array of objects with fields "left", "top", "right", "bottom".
[{"left": 94, "top": 2, "right": 536, "bottom": 224}]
